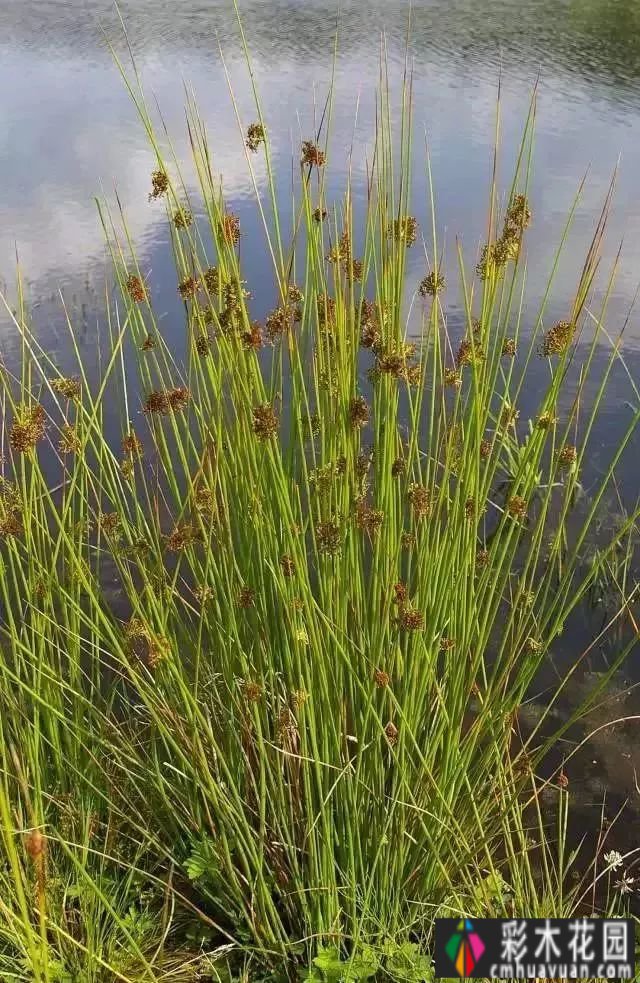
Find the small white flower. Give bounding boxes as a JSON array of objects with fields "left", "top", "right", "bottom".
[
  {"left": 614, "top": 872, "right": 635, "bottom": 895},
  {"left": 604, "top": 850, "right": 624, "bottom": 871}
]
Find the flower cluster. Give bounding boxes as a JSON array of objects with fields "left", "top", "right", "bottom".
[
  {"left": 164, "top": 522, "right": 201, "bottom": 552},
  {"left": 222, "top": 213, "right": 241, "bottom": 245},
  {"left": 349, "top": 395, "right": 370, "bottom": 429},
  {"left": 507, "top": 495, "right": 528, "bottom": 520},
  {"left": 173, "top": 207, "right": 193, "bottom": 230},
  {"left": 476, "top": 194, "right": 531, "bottom": 280},
  {"left": 10, "top": 404, "right": 46, "bottom": 453},
  {"left": 456, "top": 339, "right": 484, "bottom": 368},
  {"left": 241, "top": 322, "right": 263, "bottom": 350},
  {"left": 355, "top": 497, "right": 384, "bottom": 538},
  {"left": 124, "top": 617, "right": 170, "bottom": 669},
  {"left": 58, "top": 424, "right": 81, "bottom": 455},
  {"left": 315, "top": 519, "right": 343, "bottom": 556},
  {"left": 388, "top": 215, "right": 417, "bottom": 247},
  {"left": 125, "top": 274, "right": 147, "bottom": 303},
  {"left": 148, "top": 169, "right": 169, "bottom": 200},
  {"left": 374, "top": 668, "right": 390, "bottom": 688},
  {"left": 557, "top": 444, "right": 577, "bottom": 469},
  {"left": 143, "top": 387, "right": 190, "bottom": 415},
  {"left": 178, "top": 275, "right": 199, "bottom": 299},
  {"left": 202, "top": 266, "right": 219, "bottom": 293},
  {"left": 0, "top": 479, "right": 23, "bottom": 539},
  {"left": 301, "top": 141, "right": 326, "bottom": 167},
  {"left": 541, "top": 319, "right": 575, "bottom": 357},
  {"left": 418, "top": 271, "right": 445, "bottom": 297},
  {"left": 252, "top": 403, "right": 279, "bottom": 440},
  {"left": 246, "top": 122, "right": 266, "bottom": 152},
  {"left": 51, "top": 376, "right": 82, "bottom": 401},
  {"left": 408, "top": 483, "right": 432, "bottom": 519}
]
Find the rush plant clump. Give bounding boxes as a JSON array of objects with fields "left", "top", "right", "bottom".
[{"left": 0, "top": 12, "right": 639, "bottom": 983}]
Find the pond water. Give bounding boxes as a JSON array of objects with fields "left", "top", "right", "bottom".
[{"left": 1, "top": 0, "right": 640, "bottom": 861}]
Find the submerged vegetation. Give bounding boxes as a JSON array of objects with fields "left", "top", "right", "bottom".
[{"left": 1, "top": 13, "right": 640, "bottom": 981}]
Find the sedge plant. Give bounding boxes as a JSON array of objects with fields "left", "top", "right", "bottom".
[{"left": 0, "top": 13, "right": 639, "bottom": 981}]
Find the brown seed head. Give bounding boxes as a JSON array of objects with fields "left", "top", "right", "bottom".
[
  {"left": 536, "top": 411, "right": 558, "bottom": 430},
  {"left": 195, "top": 334, "right": 210, "bottom": 357},
  {"left": 194, "top": 585, "right": 214, "bottom": 605},
  {"left": 266, "top": 306, "right": 294, "bottom": 342},
  {"left": 316, "top": 293, "right": 336, "bottom": 329},
  {"left": 507, "top": 495, "right": 528, "bottom": 520},
  {"left": 178, "top": 275, "right": 199, "bottom": 299},
  {"left": 143, "top": 387, "right": 190, "bottom": 415},
  {"left": 301, "top": 141, "right": 326, "bottom": 167},
  {"left": 202, "top": 266, "right": 219, "bottom": 293},
  {"left": 557, "top": 444, "right": 577, "bottom": 469},
  {"left": 542, "top": 320, "right": 574, "bottom": 357},
  {"left": 419, "top": 271, "right": 446, "bottom": 297},
  {"left": 221, "top": 212, "right": 240, "bottom": 246},
  {"left": 243, "top": 679, "right": 262, "bottom": 702},
  {"left": 122, "top": 431, "right": 143, "bottom": 457},
  {"left": 501, "top": 338, "right": 517, "bottom": 357},
  {"left": 245, "top": 121, "right": 266, "bottom": 152},
  {"left": 397, "top": 606, "right": 424, "bottom": 631},
  {"left": 238, "top": 586, "right": 255, "bottom": 609},
  {"left": 313, "top": 206, "right": 327, "bottom": 222},
  {"left": 58, "top": 424, "right": 81, "bottom": 455},
  {"left": 408, "top": 483, "right": 432, "bottom": 519},
  {"left": 51, "top": 376, "right": 81, "bottom": 401},
  {"left": 456, "top": 338, "right": 484, "bottom": 367},
  {"left": 147, "top": 634, "right": 170, "bottom": 669},
  {"left": 316, "top": 519, "right": 343, "bottom": 556},
  {"left": 149, "top": 169, "right": 169, "bottom": 200},
  {"left": 384, "top": 721, "right": 399, "bottom": 746},
  {"left": 505, "top": 193, "right": 532, "bottom": 235},
  {"left": 374, "top": 668, "right": 390, "bottom": 688},
  {"left": 355, "top": 498, "right": 384, "bottom": 538},
  {"left": 349, "top": 395, "right": 370, "bottom": 429},
  {"left": 164, "top": 521, "right": 200, "bottom": 552},
  {"left": 252, "top": 403, "right": 279, "bottom": 440},
  {"left": 327, "top": 230, "right": 351, "bottom": 266},
  {"left": 280, "top": 554, "right": 296, "bottom": 577},
  {"left": 393, "top": 582, "right": 408, "bottom": 606},
  {"left": 476, "top": 548, "right": 489, "bottom": 567},
  {"left": 10, "top": 404, "right": 46, "bottom": 453},
  {"left": 0, "top": 481, "right": 23, "bottom": 540},
  {"left": 388, "top": 216, "right": 418, "bottom": 247},
  {"left": 98, "top": 512, "right": 121, "bottom": 537},
  {"left": 500, "top": 403, "right": 519, "bottom": 429},
  {"left": 360, "top": 320, "right": 380, "bottom": 350},
  {"left": 125, "top": 274, "right": 147, "bottom": 303},
  {"left": 242, "top": 322, "right": 263, "bottom": 350},
  {"left": 444, "top": 368, "right": 462, "bottom": 389},
  {"left": 173, "top": 207, "right": 193, "bottom": 230}
]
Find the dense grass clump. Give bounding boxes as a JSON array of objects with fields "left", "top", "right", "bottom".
[{"left": 1, "top": 18, "right": 639, "bottom": 982}]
